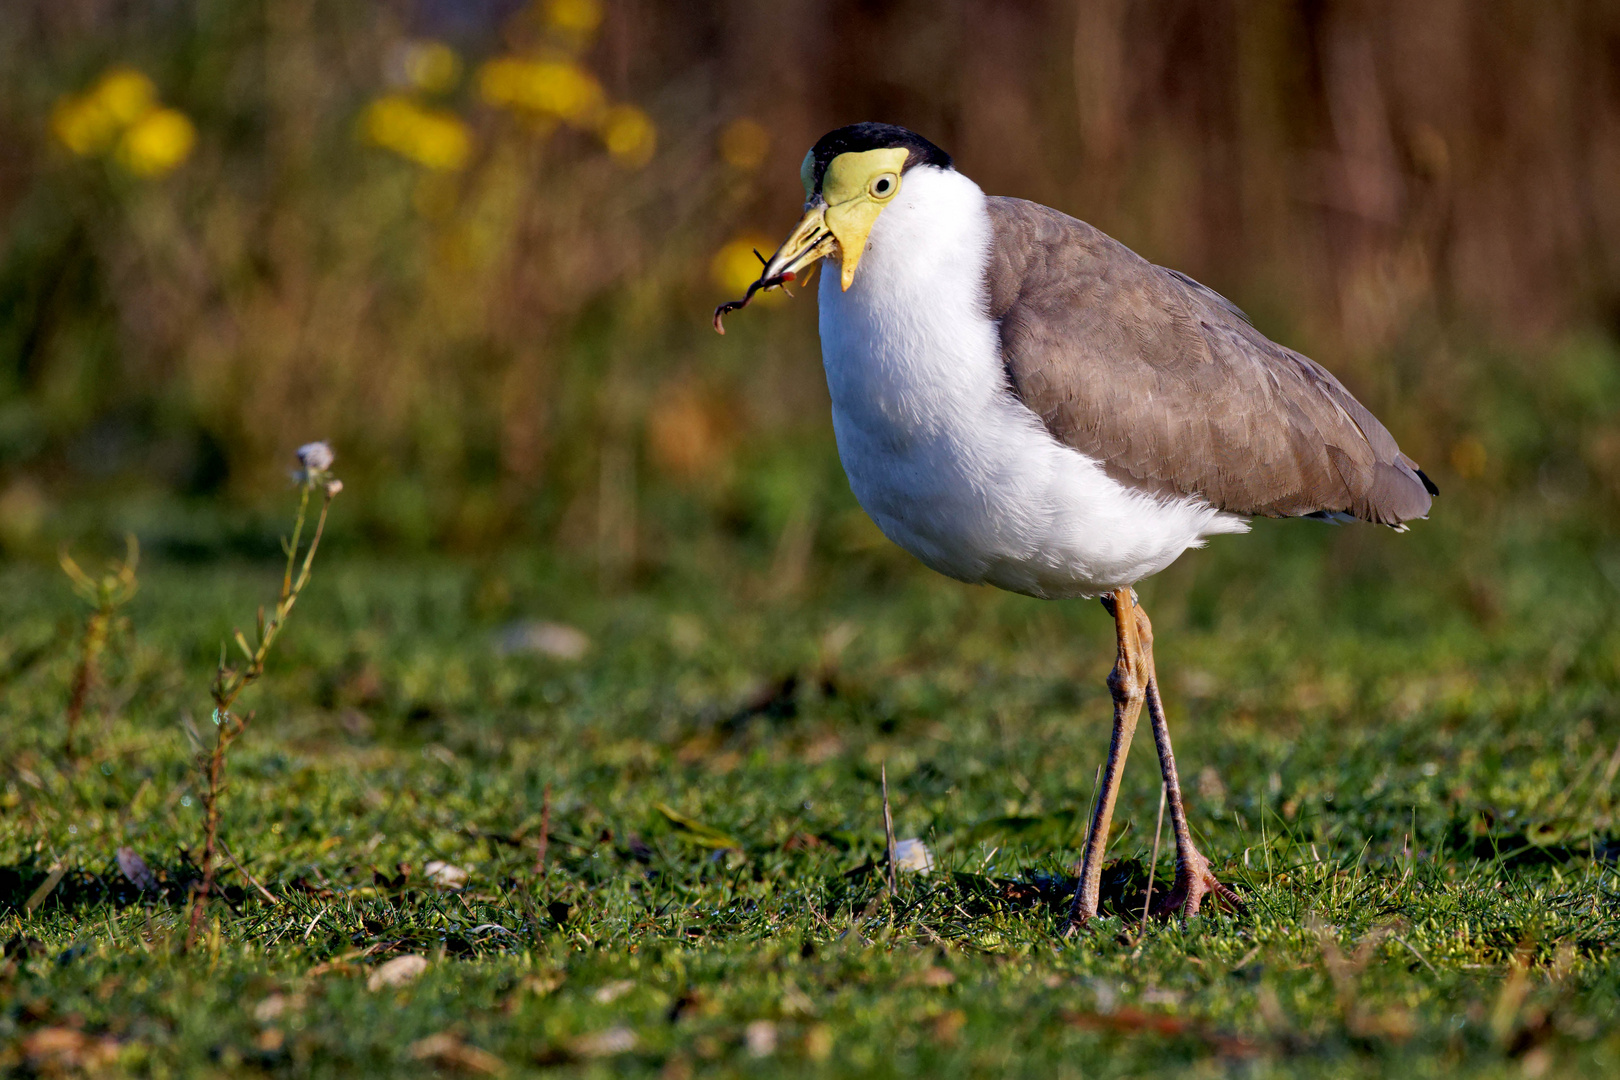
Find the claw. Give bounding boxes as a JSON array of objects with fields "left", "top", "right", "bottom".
[{"left": 1149, "top": 848, "right": 1245, "bottom": 920}]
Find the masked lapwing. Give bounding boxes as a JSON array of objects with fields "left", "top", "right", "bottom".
[{"left": 715, "top": 122, "right": 1436, "bottom": 927}]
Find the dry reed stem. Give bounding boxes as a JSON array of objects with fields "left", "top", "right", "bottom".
[
  {"left": 534, "top": 784, "right": 552, "bottom": 877},
  {"left": 881, "top": 763, "right": 897, "bottom": 896},
  {"left": 218, "top": 838, "right": 279, "bottom": 906},
  {"left": 1142, "top": 783, "right": 1166, "bottom": 924}
]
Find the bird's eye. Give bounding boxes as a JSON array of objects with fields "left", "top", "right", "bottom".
[{"left": 869, "top": 173, "right": 898, "bottom": 198}]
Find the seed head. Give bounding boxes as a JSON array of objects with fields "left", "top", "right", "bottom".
[{"left": 296, "top": 441, "right": 335, "bottom": 473}]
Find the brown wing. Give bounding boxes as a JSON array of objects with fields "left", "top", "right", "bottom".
[{"left": 984, "top": 196, "right": 1435, "bottom": 525}]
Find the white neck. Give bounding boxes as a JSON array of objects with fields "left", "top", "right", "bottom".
[
  {"left": 817, "top": 166, "right": 997, "bottom": 433},
  {"left": 811, "top": 164, "right": 1246, "bottom": 598}
]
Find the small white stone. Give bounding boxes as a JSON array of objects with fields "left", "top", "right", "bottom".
[
  {"left": 745, "top": 1020, "right": 778, "bottom": 1057},
  {"left": 424, "top": 861, "right": 469, "bottom": 888},
  {"left": 367, "top": 954, "right": 428, "bottom": 990},
  {"left": 253, "top": 994, "right": 288, "bottom": 1022},
  {"left": 493, "top": 620, "right": 590, "bottom": 661},
  {"left": 571, "top": 1026, "right": 637, "bottom": 1057},
  {"left": 893, "top": 838, "right": 934, "bottom": 874}
]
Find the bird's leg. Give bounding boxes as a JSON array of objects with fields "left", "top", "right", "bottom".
[
  {"left": 1133, "top": 604, "right": 1245, "bottom": 919},
  {"left": 1065, "top": 587, "right": 1149, "bottom": 931}
]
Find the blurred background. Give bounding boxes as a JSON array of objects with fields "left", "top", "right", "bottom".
[{"left": 1, "top": 0, "right": 1618, "bottom": 572}]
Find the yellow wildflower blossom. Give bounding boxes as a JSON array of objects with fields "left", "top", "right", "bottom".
[
  {"left": 400, "top": 40, "right": 462, "bottom": 94},
  {"left": 53, "top": 96, "right": 118, "bottom": 156},
  {"left": 362, "top": 95, "right": 472, "bottom": 171},
  {"left": 51, "top": 66, "right": 158, "bottom": 157},
  {"left": 545, "top": 0, "right": 604, "bottom": 37},
  {"left": 92, "top": 68, "right": 159, "bottom": 126},
  {"left": 115, "top": 107, "right": 196, "bottom": 176},
  {"left": 601, "top": 104, "right": 655, "bottom": 168},
  {"left": 476, "top": 58, "right": 525, "bottom": 106},
  {"left": 478, "top": 58, "right": 604, "bottom": 126}
]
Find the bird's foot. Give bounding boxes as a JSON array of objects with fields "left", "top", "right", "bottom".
[
  {"left": 1062, "top": 890, "right": 1097, "bottom": 937},
  {"left": 1150, "top": 847, "right": 1244, "bottom": 920}
]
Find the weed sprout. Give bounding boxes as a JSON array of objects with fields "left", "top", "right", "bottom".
[
  {"left": 185, "top": 442, "right": 342, "bottom": 950},
  {"left": 58, "top": 534, "right": 139, "bottom": 760}
]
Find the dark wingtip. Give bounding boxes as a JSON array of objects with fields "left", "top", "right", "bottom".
[
  {"left": 1416, "top": 467, "right": 1439, "bottom": 497},
  {"left": 1360, "top": 459, "right": 1435, "bottom": 529}
]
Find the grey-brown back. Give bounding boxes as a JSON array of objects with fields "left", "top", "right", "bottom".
[{"left": 983, "top": 196, "right": 1434, "bottom": 526}]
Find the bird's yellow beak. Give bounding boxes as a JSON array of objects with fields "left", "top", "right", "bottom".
[
  {"left": 757, "top": 195, "right": 838, "bottom": 289},
  {"left": 761, "top": 146, "right": 909, "bottom": 291},
  {"left": 715, "top": 146, "right": 910, "bottom": 332}
]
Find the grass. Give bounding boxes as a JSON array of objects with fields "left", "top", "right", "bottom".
[{"left": 2, "top": 465, "right": 1619, "bottom": 1077}]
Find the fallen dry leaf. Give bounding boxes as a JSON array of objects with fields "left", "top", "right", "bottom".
[
  {"left": 23, "top": 867, "right": 65, "bottom": 914},
  {"left": 570, "top": 1026, "right": 637, "bottom": 1057},
  {"left": 306, "top": 958, "right": 359, "bottom": 978},
  {"left": 116, "top": 848, "right": 158, "bottom": 892},
  {"left": 591, "top": 979, "right": 635, "bottom": 1004},
  {"left": 780, "top": 983, "right": 815, "bottom": 1016},
  {"left": 409, "top": 1031, "right": 506, "bottom": 1075},
  {"left": 522, "top": 971, "right": 564, "bottom": 997},
  {"left": 253, "top": 993, "right": 295, "bottom": 1023},
  {"left": 931, "top": 1009, "right": 967, "bottom": 1044},
  {"left": 21, "top": 1027, "right": 120, "bottom": 1069},
  {"left": 1062, "top": 1007, "right": 1258, "bottom": 1057}
]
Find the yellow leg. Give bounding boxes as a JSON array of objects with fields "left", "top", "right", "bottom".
[
  {"left": 1065, "top": 587, "right": 1148, "bottom": 930},
  {"left": 1138, "top": 617, "right": 1244, "bottom": 918},
  {"left": 1065, "top": 590, "right": 1242, "bottom": 932}
]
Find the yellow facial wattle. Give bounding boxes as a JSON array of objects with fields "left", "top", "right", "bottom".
[
  {"left": 818, "top": 147, "right": 908, "bottom": 290},
  {"left": 764, "top": 146, "right": 910, "bottom": 293}
]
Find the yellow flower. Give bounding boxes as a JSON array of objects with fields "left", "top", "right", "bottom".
[
  {"left": 711, "top": 235, "right": 782, "bottom": 299},
  {"left": 115, "top": 107, "right": 196, "bottom": 176},
  {"left": 362, "top": 95, "right": 472, "bottom": 171},
  {"left": 478, "top": 58, "right": 604, "bottom": 126},
  {"left": 545, "top": 0, "right": 603, "bottom": 36},
  {"left": 92, "top": 68, "right": 159, "bottom": 126},
  {"left": 719, "top": 118, "right": 770, "bottom": 171},
  {"left": 53, "top": 96, "right": 117, "bottom": 156},
  {"left": 601, "top": 104, "right": 655, "bottom": 168},
  {"left": 476, "top": 58, "right": 524, "bottom": 105},
  {"left": 51, "top": 66, "right": 159, "bottom": 157},
  {"left": 400, "top": 40, "right": 461, "bottom": 94}
]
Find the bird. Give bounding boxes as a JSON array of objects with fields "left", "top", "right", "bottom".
[{"left": 715, "top": 122, "right": 1435, "bottom": 927}]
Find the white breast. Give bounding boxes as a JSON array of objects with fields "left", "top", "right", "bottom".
[{"left": 817, "top": 166, "right": 1247, "bottom": 599}]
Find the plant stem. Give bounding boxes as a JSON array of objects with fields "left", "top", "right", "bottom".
[
  {"left": 534, "top": 784, "right": 552, "bottom": 878},
  {"left": 186, "top": 483, "right": 335, "bottom": 951},
  {"left": 59, "top": 535, "right": 138, "bottom": 761},
  {"left": 64, "top": 610, "right": 109, "bottom": 759}
]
